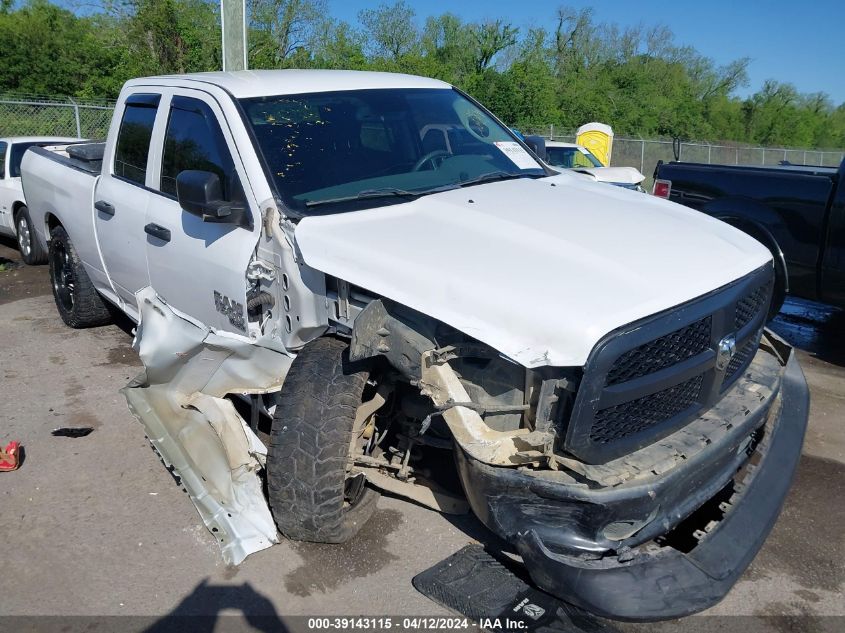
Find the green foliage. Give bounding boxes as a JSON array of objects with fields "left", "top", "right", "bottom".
[{"left": 0, "top": 1, "right": 842, "bottom": 149}]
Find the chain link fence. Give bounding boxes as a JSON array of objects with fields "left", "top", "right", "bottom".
[
  {"left": 2, "top": 97, "right": 843, "bottom": 184},
  {"left": 523, "top": 126, "right": 845, "bottom": 189},
  {"left": 0, "top": 95, "right": 114, "bottom": 139}
]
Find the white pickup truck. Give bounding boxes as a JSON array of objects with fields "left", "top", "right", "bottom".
[{"left": 21, "top": 70, "right": 809, "bottom": 621}]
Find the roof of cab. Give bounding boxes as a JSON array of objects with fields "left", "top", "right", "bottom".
[{"left": 126, "top": 69, "right": 452, "bottom": 99}]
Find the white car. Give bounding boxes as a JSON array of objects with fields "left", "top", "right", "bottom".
[
  {"left": 545, "top": 140, "right": 646, "bottom": 191},
  {"left": 0, "top": 136, "right": 81, "bottom": 263},
  {"left": 21, "top": 70, "right": 808, "bottom": 621}
]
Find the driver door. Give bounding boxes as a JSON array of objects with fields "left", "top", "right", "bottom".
[{"left": 144, "top": 90, "right": 259, "bottom": 334}]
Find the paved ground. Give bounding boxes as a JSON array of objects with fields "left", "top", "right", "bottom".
[{"left": 0, "top": 237, "right": 842, "bottom": 632}]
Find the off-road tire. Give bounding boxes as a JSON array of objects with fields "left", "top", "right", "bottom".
[
  {"left": 267, "top": 336, "right": 379, "bottom": 543},
  {"left": 49, "top": 225, "right": 112, "bottom": 328},
  {"left": 16, "top": 206, "right": 47, "bottom": 265}
]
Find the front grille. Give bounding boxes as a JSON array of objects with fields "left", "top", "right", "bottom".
[
  {"left": 591, "top": 375, "right": 703, "bottom": 444},
  {"left": 562, "top": 265, "right": 774, "bottom": 464},
  {"left": 605, "top": 317, "right": 711, "bottom": 385},
  {"left": 724, "top": 339, "right": 757, "bottom": 383},
  {"left": 736, "top": 281, "right": 771, "bottom": 330}
]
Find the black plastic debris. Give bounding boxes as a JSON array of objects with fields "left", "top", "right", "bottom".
[
  {"left": 412, "top": 545, "right": 617, "bottom": 633},
  {"left": 51, "top": 427, "right": 95, "bottom": 438}
]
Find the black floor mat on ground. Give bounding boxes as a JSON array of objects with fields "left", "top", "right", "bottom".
[{"left": 412, "top": 545, "right": 618, "bottom": 633}]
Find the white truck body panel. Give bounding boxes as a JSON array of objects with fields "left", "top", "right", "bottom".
[
  {"left": 143, "top": 69, "right": 449, "bottom": 98},
  {"left": 295, "top": 170, "right": 771, "bottom": 367},
  {"left": 574, "top": 166, "right": 645, "bottom": 185}
]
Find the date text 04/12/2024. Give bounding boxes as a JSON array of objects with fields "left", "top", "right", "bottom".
[{"left": 306, "top": 617, "right": 531, "bottom": 630}]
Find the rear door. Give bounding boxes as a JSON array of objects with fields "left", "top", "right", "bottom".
[
  {"left": 94, "top": 94, "right": 160, "bottom": 318},
  {"left": 143, "top": 90, "right": 259, "bottom": 334}
]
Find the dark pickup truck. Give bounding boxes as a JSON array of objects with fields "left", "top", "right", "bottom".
[{"left": 653, "top": 158, "right": 845, "bottom": 314}]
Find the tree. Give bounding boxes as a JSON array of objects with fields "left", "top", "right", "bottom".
[
  {"left": 0, "top": 0, "right": 840, "bottom": 150},
  {"left": 247, "top": 0, "right": 326, "bottom": 67},
  {"left": 0, "top": 0, "right": 119, "bottom": 96},
  {"left": 470, "top": 20, "right": 518, "bottom": 72},
  {"left": 358, "top": 1, "right": 418, "bottom": 61}
]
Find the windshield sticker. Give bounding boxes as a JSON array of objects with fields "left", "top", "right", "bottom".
[{"left": 494, "top": 142, "right": 539, "bottom": 170}]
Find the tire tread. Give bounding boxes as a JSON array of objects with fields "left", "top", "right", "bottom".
[{"left": 267, "top": 337, "right": 378, "bottom": 543}]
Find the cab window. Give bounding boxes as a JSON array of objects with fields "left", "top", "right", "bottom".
[
  {"left": 159, "top": 96, "right": 244, "bottom": 202},
  {"left": 113, "top": 94, "right": 160, "bottom": 186},
  {"left": 0, "top": 141, "right": 7, "bottom": 178}
]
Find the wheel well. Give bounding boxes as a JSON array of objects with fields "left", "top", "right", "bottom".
[
  {"left": 721, "top": 218, "right": 787, "bottom": 283},
  {"left": 45, "top": 213, "right": 63, "bottom": 236},
  {"left": 720, "top": 216, "right": 788, "bottom": 316},
  {"left": 12, "top": 201, "right": 25, "bottom": 221}
]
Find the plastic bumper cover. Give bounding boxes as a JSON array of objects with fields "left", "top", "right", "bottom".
[{"left": 455, "top": 349, "right": 809, "bottom": 621}]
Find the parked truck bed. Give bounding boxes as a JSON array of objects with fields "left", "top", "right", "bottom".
[{"left": 653, "top": 158, "right": 845, "bottom": 311}]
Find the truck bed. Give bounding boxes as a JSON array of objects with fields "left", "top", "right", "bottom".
[
  {"left": 654, "top": 158, "right": 844, "bottom": 305},
  {"left": 20, "top": 143, "right": 105, "bottom": 282},
  {"left": 30, "top": 142, "right": 105, "bottom": 176}
]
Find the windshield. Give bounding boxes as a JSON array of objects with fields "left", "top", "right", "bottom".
[
  {"left": 240, "top": 88, "right": 545, "bottom": 213},
  {"left": 546, "top": 146, "right": 603, "bottom": 169}
]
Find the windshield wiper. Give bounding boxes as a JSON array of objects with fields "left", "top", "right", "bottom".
[
  {"left": 305, "top": 187, "right": 423, "bottom": 207},
  {"left": 457, "top": 171, "right": 542, "bottom": 188}
]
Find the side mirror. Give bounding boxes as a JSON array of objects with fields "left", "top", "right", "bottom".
[
  {"left": 524, "top": 135, "right": 547, "bottom": 161},
  {"left": 176, "top": 170, "right": 246, "bottom": 225}
]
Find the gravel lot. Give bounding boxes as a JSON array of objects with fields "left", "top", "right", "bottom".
[{"left": 0, "top": 237, "right": 842, "bottom": 631}]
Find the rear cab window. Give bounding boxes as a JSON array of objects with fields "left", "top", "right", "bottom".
[
  {"left": 0, "top": 141, "right": 7, "bottom": 178},
  {"left": 113, "top": 93, "right": 161, "bottom": 186}
]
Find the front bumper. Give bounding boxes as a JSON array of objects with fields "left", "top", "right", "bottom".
[{"left": 454, "top": 339, "right": 809, "bottom": 621}]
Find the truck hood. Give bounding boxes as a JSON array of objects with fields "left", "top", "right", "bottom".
[
  {"left": 572, "top": 166, "right": 645, "bottom": 185},
  {"left": 294, "top": 172, "right": 771, "bottom": 367}
]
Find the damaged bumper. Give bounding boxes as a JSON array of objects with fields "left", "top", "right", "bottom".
[{"left": 454, "top": 337, "right": 809, "bottom": 621}]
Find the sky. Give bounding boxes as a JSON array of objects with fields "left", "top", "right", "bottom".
[{"left": 330, "top": 0, "right": 845, "bottom": 104}]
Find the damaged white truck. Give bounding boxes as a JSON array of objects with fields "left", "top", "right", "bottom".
[{"left": 21, "top": 70, "right": 809, "bottom": 620}]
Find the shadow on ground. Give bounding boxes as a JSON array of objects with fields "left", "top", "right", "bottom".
[{"left": 143, "top": 579, "right": 288, "bottom": 633}]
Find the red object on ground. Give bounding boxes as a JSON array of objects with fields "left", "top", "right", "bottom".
[{"left": 0, "top": 441, "right": 20, "bottom": 471}]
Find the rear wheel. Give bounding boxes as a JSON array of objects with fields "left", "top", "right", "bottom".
[
  {"left": 49, "top": 225, "right": 112, "bottom": 328},
  {"left": 15, "top": 206, "right": 47, "bottom": 265},
  {"left": 266, "top": 336, "right": 380, "bottom": 543}
]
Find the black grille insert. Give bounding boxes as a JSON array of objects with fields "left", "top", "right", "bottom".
[
  {"left": 736, "top": 281, "right": 771, "bottom": 330},
  {"left": 590, "top": 374, "right": 704, "bottom": 444},
  {"left": 605, "top": 316, "right": 711, "bottom": 386},
  {"left": 561, "top": 264, "right": 774, "bottom": 464},
  {"left": 723, "top": 338, "right": 757, "bottom": 387}
]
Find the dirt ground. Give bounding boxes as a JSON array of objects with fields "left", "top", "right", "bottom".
[{"left": 0, "top": 237, "right": 842, "bottom": 632}]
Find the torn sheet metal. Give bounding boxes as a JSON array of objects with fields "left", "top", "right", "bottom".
[{"left": 122, "top": 287, "right": 292, "bottom": 565}]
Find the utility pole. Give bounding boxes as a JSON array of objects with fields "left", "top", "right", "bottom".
[{"left": 221, "top": 0, "right": 247, "bottom": 71}]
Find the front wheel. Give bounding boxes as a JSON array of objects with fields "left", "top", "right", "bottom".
[
  {"left": 49, "top": 225, "right": 112, "bottom": 328},
  {"left": 16, "top": 206, "right": 47, "bottom": 265},
  {"left": 266, "top": 336, "right": 380, "bottom": 543}
]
